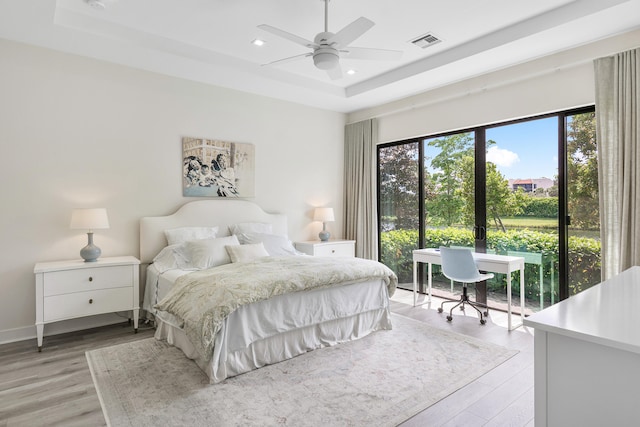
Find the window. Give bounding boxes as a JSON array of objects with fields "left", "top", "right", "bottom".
[{"left": 377, "top": 107, "right": 599, "bottom": 312}]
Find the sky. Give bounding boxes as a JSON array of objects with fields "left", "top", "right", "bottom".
[
  {"left": 486, "top": 117, "right": 558, "bottom": 180},
  {"left": 423, "top": 116, "right": 559, "bottom": 180}
]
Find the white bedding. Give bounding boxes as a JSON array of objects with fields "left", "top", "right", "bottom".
[
  {"left": 139, "top": 200, "right": 395, "bottom": 384},
  {"left": 154, "top": 276, "right": 391, "bottom": 383},
  {"left": 142, "top": 264, "right": 188, "bottom": 316}
]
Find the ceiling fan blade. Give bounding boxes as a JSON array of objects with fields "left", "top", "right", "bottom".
[
  {"left": 328, "top": 17, "right": 374, "bottom": 48},
  {"left": 262, "top": 52, "right": 312, "bottom": 67},
  {"left": 341, "top": 47, "right": 403, "bottom": 61},
  {"left": 258, "top": 24, "right": 317, "bottom": 49},
  {"left": 326, "top": 64, "right": 343, "bottom": 80}
]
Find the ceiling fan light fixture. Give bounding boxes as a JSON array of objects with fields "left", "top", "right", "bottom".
[
  {"left": 258, "top": 0, "right": 401, "bottom": 78},
  {"left": 313, "top": 49, "right": 339, "bottom": 70}
]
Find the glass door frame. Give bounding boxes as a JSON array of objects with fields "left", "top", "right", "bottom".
[{"left": 377, "top": 105, "right": 597, "bottom": 307}]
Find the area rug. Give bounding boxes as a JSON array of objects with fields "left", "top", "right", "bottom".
[{"left": 86, "top": 314, "right": 517, "bottom": 426}]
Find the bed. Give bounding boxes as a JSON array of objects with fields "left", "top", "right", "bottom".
[{"left": 140, "top": 200, "right": 397, "bottom": 383}]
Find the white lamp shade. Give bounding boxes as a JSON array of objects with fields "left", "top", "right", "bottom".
[
  {"left": 313, "top": 207, "right": 335, "bottom": 222},
  {"left": 70, "top": 208, "right": 110, "bottom": 230}
]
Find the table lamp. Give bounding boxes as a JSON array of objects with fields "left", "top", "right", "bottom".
[
  {"left": 70, "top": 208, "right": 110, "bottom": 262},
  {"left": 314, "top": 207, "right": 334, "bottom": 242}
]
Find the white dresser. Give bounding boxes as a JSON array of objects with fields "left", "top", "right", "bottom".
[
  {"left": 294, "top": 240, "right": 356, "bottom": 257},
  {"left": 524, "top": 266, "right": 640, "bottom": 426},
  {"left": 34, "top": 256, "right": 140, "bottom": 351}
]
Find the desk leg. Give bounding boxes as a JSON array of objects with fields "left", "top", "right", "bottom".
[
  {"left": 520, "top": 262, "right": 525, "bottom": 326},
  {"left": 507, "top": 263, "right": 526, "bottom": 331},
  {"left": 427, "top": 262, "right": 432, "bottom": 302},
  {"left": 507, "top": 266, "right": 513, "bottom": 330},
  {"left": 413, "top": 259, "right": 418, "bottom": 307}
]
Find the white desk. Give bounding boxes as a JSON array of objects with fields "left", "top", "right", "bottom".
[
  {"left": 524, "top": 266, "right": 640, "bottom": 427},
  {"left": 412, "top": 248, "right": 525, "bottom": 330}
]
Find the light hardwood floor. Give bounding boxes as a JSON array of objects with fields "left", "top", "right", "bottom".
[
  {"left": 393, "top": 289, "right": 535, "bottom": 427},
  {"left": 0, "top": 290, "right": 535, "bottom": 426},
  {"left": 0, "top": 322, "right": 155, "bottom": 426}
]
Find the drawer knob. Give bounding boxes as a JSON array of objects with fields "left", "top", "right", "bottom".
[
  {"left": 89, "top": 298, "right": 93, "bottom": 304},
  {"left": 88, "top": 276, "right": 93, "bottom": 282},
  {"left": 332, "top": 249, "right": 335, "bottom": 253}
]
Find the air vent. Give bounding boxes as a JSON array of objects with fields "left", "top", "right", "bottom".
[{"left": 411, "top": 33, "right": 442, "bottom": 49}]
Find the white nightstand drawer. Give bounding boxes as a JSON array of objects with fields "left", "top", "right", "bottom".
[
  {"left": 314, "top": 244, "right": 354, "bottom": 257},
  {"left": 44, "top": 265, "right": 133, "bottom": 296},
  {"left": 295, "top": 240, "right": 356, "bottom": 257},
  {"left": 43, "top": 287, "right": 133, "bottom": 322}
]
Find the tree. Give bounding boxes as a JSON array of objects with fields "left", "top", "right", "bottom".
[
  {"left": 426, "top": 133, "right": 474, "bottom": 226},
  {"left": 567, "top": 112, "right": 599, "bottom": 229},
  {"left": 379, "top": 143, "right": 419, "bottom": 230},
  {"left": 486, "top": 163, "right": 527, "bottom": 232},
  {"left": 459, "top": 152, "right": 527, "bottom": 232}
]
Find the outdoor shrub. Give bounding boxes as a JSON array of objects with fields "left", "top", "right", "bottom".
[
  {"left": 380, "top": 227, "right": 601, "bottom": 304},
  {"left": 520, "top": 197, "right": 558, "bottom": 218}
]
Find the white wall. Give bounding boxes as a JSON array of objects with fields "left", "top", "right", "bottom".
[
  {"left": 348, "top": 30, "right": 640, "bottom": 144},
  {"left": 0, "top": 39, "right": 346, "bottom": 343}
]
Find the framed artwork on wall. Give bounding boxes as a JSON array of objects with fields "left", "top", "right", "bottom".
[{"left": 182, "top": 137, "right": 255, "bottom": 198}]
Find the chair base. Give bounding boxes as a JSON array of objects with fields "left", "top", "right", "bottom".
[{"left": 437, "top": 285, "right": 488, "bottom": 325}]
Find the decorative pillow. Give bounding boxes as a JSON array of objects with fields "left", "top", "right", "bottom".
[
  {"left": 174, "top": 235, "right": 240, "bottom": 270},
  {"left": 226, "top": 242, "right": 270, "bottom": 263},
  {"left": 164, "top": 226, "right": 219, "bottom": 246},
  {"left": 229, "top": 222, "right": 273, "bottom": 243},
  {"left": 240, "top": 232, "right": 301, "bottom": 256}
]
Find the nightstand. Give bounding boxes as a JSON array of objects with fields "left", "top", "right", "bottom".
[
  {"left": 294, "top": 240, "right": 356, "bottom": 257},
  {"left": 34, "top": 256, "right": 140, "bottom": 351}
]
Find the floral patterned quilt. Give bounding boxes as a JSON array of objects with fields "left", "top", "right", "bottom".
[{"left": 154, "top": 256, "right": 397, "bottom": 361}]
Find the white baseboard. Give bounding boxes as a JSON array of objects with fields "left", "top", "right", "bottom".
[{"left": 0, "top": 313, "right": 132, "bottom": 346}]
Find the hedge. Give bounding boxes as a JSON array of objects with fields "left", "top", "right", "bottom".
[
  {"left": 380, "top": 227, "right": 601, "bottom": 304},
  {"left": 520, "top": 197, "right": 558, "bottom": 218}
]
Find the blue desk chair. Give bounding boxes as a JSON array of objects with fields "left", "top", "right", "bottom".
[{"left": 437, "top": 246, "right": 494, "bottom": 325}]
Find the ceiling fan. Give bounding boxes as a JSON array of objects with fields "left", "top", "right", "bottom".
[{"left": 258, "top": 0, "right": 402, "bottom": 80}]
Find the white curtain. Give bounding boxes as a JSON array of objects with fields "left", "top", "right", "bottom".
[
  {"left": 344, "top": 119, "right": 378, "bottom": 260},
  {"left": 594, "top": 47, "right": 640, "bottom": 280}
]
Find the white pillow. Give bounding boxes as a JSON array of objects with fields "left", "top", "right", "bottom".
[
  {"left": 226, "top": 242, "right": 270, "bottom": 263},
  {"left": 229, "top": 222, "right": 273, "bottom": 243},
  {"left": 152, "top": 245, "right": 179, "bottom": 273},
  {"left": 174, "top": 235, "right": 240, "bottom": 270},
  {"left": 164, "top": 226, "right": 219, "bottom": 246},
  {"left": 240, "top": 232, "right": 301, "bottom": 256}
]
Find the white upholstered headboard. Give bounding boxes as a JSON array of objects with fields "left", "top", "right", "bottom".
[{"left": 139, "top": 200, "right": 288, "bottom": 264}]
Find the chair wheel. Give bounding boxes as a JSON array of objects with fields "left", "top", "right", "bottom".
[
  {"left": 460, "top": 306, "right": 465, "bottom": 311},
  {"left": 484, "top": 311, "right": 489, "bottom": 317},
  {"left": 446, "top": 316, "right": 453, "bottom": 322},
  {"left": 480, "top": 319, "right": 486, "bottom": 325},
  {"left": 437, "top": 307, "right": 443, "bottom": 313}
]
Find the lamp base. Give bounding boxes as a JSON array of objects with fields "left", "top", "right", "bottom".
[
  {"left": 319, "top": 230, "right": 330, "bottom": 242},
  {"left": 80, "top": 232, "right": 101, "bottom": 262}
]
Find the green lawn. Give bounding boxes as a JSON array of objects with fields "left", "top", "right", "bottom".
[
  {"left": 495, "top": 217, "right": 600, "bottom": 240},
  {"left": 498, "top": 217, "right": 557, "bottom": 228}
]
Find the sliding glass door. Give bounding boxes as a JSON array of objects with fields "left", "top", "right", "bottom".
[
  {"left": 484, "top": 118, "right": 559, "bottom": 314},
  {"left": 378, "top": 142, "right": 420, "bottom": 286},
  {"left": 378, "top": 107, "right": 600, "bottom": 312},
  {"left": 422, "top": 132, "right": 477, "bottom": 298},
  {"left": 565, "top": 110, "right": 601, "bottom": 296}
]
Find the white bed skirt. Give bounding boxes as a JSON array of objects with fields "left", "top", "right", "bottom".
[{"left": 154, "top": 279, "right": 392, "bottom": 383}]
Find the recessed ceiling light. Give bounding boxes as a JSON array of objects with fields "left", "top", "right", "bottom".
[
  {"left": 346, "top": 69, "right": 357, "bottom": 75},
  {"left": 252, "top": 39, "right": 266, "bottom": 47}
]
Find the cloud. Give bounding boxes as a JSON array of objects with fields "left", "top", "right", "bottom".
[{"left": 486, "top": 146, "right": 520, "bottom": 168}]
